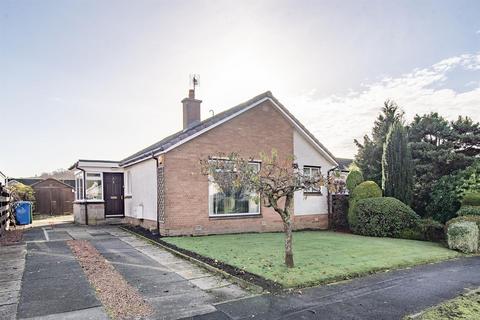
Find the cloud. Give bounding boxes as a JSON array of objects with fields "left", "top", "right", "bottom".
[{"left": 288, "top": 53, "right": 480, "bottom": 158}]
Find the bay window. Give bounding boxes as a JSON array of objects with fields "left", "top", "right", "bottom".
[{"left": 209, "top": 162, "right": 260, "bottom": 216}]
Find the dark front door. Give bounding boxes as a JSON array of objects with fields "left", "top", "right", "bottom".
[{"left": 103, "top": 173, "right": 124, "bottom": 217}]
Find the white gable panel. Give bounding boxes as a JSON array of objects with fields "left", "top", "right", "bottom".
[{"left": 293, "top": 130, "right": 336, "bottom": 215}]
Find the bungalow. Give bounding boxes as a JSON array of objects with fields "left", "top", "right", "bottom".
[{"left": 70, "top": 90, "right": 348, "bottom": 236}]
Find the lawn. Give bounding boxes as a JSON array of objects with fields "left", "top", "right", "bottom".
[
  {"left": 406, "top": 289, "right": 480, "bottom": 320},
  {"left": 164, "top": 231, "right": 460, "bottom": 288}
]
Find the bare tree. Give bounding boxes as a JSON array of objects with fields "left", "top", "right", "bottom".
[{"left": 201, "top": 150, "right": 334, "bottom": 268}]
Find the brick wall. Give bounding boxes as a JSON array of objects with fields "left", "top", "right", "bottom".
[{"left": 162, "top": 100, "right": 327, "bottom": 236}]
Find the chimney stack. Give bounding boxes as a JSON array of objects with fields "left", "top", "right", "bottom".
[{"left": 182, "top": 89, "right": 202, "bottom": 129}]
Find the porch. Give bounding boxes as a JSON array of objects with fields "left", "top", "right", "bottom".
[{"left": 70, "top": 160, "right": 126, "bottom": 225}]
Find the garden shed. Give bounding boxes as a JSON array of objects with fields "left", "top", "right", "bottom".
[{"left": 31, "top": 178, "right": 74, "bottom": 215}]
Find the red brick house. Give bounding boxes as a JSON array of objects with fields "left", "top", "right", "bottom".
[{"left": 70, "top": 90, "right": 347, "bottom": 235}]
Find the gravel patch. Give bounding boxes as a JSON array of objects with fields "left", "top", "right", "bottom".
[
  {"left": 67, "top": 240, "right": 153, "bottom": 320},
  {"left": 0, "top": 229, "right": 23, "bottom": 246}
]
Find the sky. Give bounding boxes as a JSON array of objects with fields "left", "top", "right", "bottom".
[{"left": 1, "top": 0, "right": 479, "bottom": 177}]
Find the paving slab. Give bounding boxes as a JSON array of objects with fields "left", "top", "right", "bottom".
[
  {"left": 190, "top": 276, "right": 231, "bottom": 290},
  {"left": 0, "top": 303, "right": 17, "bottom": 320},
  {"left": 0, "top": 289, "right": 19, "bottom": 305},
  {"left": 20, "top": 306, "right": 109, "bottom": 320},
  {"left": 207, "top": 284, "right": 251, "bottom": 301},
  {"left": 0, "top": 280, "right": 21, "bottom": 294}
]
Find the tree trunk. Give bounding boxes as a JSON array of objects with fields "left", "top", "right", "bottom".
[{"left": 284, "top": 219, "right": 294, "bottom": 268}]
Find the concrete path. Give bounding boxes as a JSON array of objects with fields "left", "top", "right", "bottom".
[
  {"left": 190, "top": 256, "right": 480, "bottom": 320},
  {"left": 0, "top": 244, "right": 26, "bottom": 320},
  {"left": 16, "top": 224, "right": 251, "bottom": 320}
]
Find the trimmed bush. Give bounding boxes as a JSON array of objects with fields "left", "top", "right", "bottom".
[
  {"left": 446, "top": 215, "right": 480, "bottom": 248},
  {"left": 457, "top": 206, "right": 480, "bottom": 216},
  {"left": 347, "top": 181, "right": 382, "bottom": 229},
  {"left": 346, "top": 170, "right": 364, "bottom": 192},
  {"left": 446, "top": 215, "right": 480, "bottom": 229},
  {"left": 462, "top": 193, "right": 480, "bottom": 206},
  {"left": 447, "top": 222, "right": 478, "bottom": 253},
  {"left": 352, "top": 197, "right": 420, "bottom": 237},
  {"left": 400, "top": 218, "right": 445, "bottom": 242}
]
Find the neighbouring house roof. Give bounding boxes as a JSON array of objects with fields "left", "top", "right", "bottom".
[
  {"left": 120, "top": 91, "right": 339, "bottom": 167},
  {"left": 8, "top": 178, "right": 43, "bottom": 186},
  {"left": 336, "top": 158, "right": 354, "bottom": 170},
  {"left": 8, "top": 178, "right": 75, "bottom": 188},
  {"left": 30, "top": 178, "right": 74, "bottom": 189}
]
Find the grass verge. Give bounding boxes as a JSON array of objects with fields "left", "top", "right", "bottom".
[{"left": 406, "top": 288, "right": 480, "bottom": 319}]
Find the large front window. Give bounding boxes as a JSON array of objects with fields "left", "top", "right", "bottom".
[
  {"left": 209, "top": 162, "right": 260, "bottom": 216},
  {"left": 75, "top": 172, "right": 103, "bottom": 201}
]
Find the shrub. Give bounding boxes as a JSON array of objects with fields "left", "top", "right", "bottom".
[
  {"left": 400, "top": 218, "right": 445, "bottom": 242},
  {"left": 457, "top": 206, "right": 480, "bottom": 216},
  {"left": 347, "top": 181, "right": 382, "bottom": 229},
  {"left": 352, "top": 197, "right": 420, "bottom": 237},
  {"left": 446, "top": 215, "right": 480, "bottom": 229},
  {"left": 426, "top": 174, "right": 462, "bottom": 223},
  {"left": 346, "top": 170, "right": 364, "bottom": 192},
  {"left": 447, "top": 222, "right": 478, "bottom": 253},
  {"left": 462, "top": 193, "right": 480, "bottom": 206},
  {"left": 446, "top": 215, "right": 480, "bottom": 248}
]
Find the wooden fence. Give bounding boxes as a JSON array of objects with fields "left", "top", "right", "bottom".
[{"left": 0, "top": 185, "right": 10, "bottom": 238}]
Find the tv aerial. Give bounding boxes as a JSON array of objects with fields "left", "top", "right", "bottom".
[{"left": 190, "top": 74, "right": 200, "bottom": 94}]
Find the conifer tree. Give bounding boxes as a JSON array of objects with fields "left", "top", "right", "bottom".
[{"left": 382, "top": 121, "right": 413, "bottom": 205}]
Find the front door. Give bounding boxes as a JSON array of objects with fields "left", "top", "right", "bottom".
[{"left": 103, "top": 173, "right": 124, "bottom": 217}]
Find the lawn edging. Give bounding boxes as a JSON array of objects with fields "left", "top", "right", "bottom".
[{"left": 120, "top": 225, "right": 278, "bottom": 293}]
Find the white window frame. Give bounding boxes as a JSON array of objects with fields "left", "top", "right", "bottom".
[
  {"left": 75, "top": 174, "right": 84, "bottom": 201},
  {"left": 125, "top": 170, "right": 132, "bottom": 196},
  {"left": 208, "top": 161, "right": 261, "bottom": 217},
  {"left": 303, "top": 165, "right": 322, "bottom": 195},
  {"left": 74, "top": 172, "right": 104, "bottom": 202}
]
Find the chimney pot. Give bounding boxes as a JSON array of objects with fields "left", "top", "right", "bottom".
[{"left": 188, "top": 89, "right": 195, "bottom": 99}]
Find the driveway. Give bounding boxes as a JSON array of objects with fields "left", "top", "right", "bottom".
[{"left": 10, "top": 223, "right": 251, "bottom": 320}]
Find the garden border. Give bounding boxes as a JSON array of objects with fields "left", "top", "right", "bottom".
[{"left": 120, "top": 225, "right": 283, "bottom": 293}]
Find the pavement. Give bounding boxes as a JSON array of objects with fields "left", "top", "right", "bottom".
[
  {"left": 12, "top": 223, "right": 251, "bottom": 320},
  {"left": 0, "top": 243, "right": 25, "bottom": 320},
  {"left": 189, "top": 256, "right": 480, "bottom": 320}
]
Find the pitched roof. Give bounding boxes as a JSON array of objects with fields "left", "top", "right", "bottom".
[
  {"left": 120, "top": 91, "right": 339, "bottom": 167},
  {"left": 30, "top": 178, "right": 75, "bottom": 189},
  {"left": 8, "top": 178, "right": 75, "bottom": 188},
  {"left": 336, "top": 158, "right": 354, "bottom": 170}
]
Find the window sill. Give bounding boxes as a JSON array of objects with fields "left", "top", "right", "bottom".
[
  {"left": 209, "top": 213, "right": 262, "bottom": 220},
  {"left": 74, "top": 200, "right": 105, "bottom": 204},
  {"left": 303, "top": 192, "right": 323, "bottom": 196}
]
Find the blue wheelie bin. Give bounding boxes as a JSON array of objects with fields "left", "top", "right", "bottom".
[{"left": 15, "top": 201, "right": 32, "bottom": 225}]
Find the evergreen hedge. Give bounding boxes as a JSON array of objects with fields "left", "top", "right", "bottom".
[{"left": 352, "top": 197, "right": 419, "bottom": 237}]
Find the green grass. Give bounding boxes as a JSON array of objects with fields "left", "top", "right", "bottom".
[
  {"left": 164, "top": 231, "right": 460, "bottom": 288},
  {"left": 406, "top": 289, "right": 480, "bottom": 320}
]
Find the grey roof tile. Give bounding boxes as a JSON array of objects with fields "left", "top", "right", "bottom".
[{"left": 120, "top": 91, "right": 338, "bottom": 166}]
